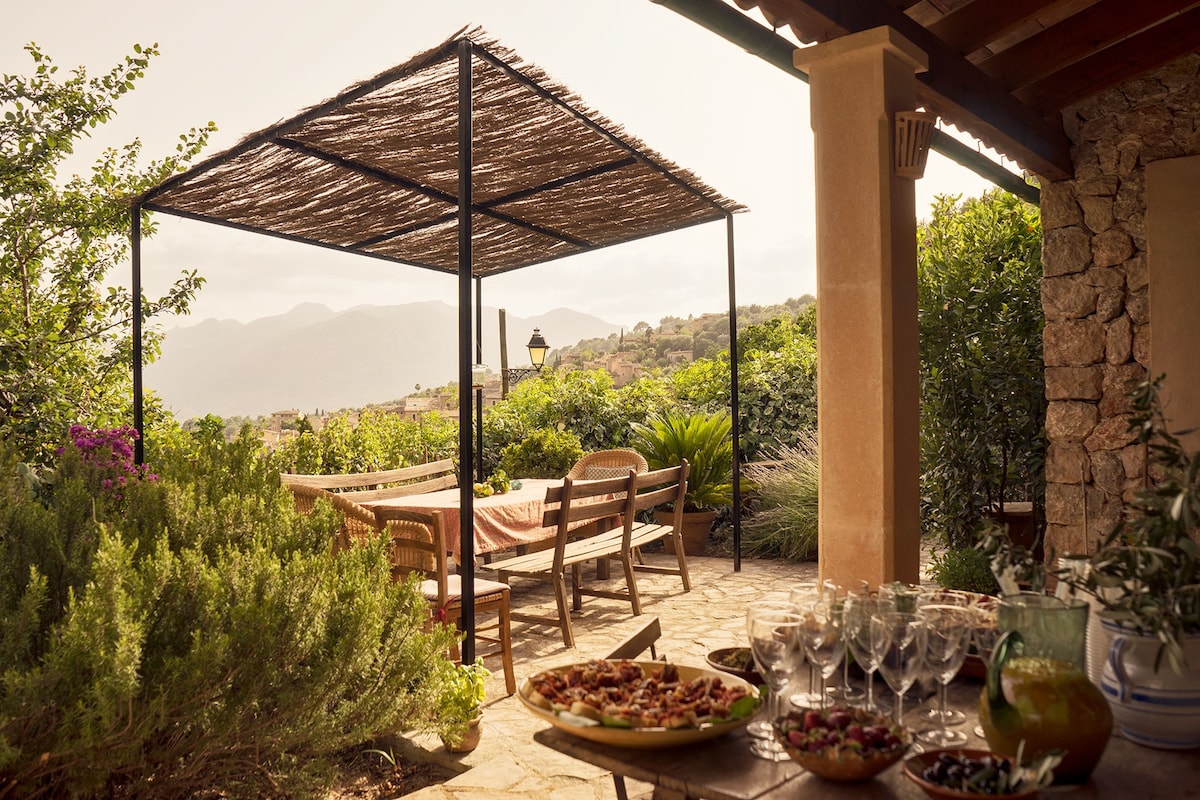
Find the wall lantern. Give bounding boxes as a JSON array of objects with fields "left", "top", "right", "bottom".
[{"left": 894, "top": 110, "right": 938, "bottom": 179}]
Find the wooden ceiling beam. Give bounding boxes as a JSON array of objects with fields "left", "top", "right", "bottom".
[
  {"left": 775, "top": 0, "right": 1073, "bottom": 177},
  {"left": 1018, "top": 4, "right": 1200, "bottom": 112},
  {"left": 927, "top": 0, "right": 1059, "bottom": 55},
  {"left": 979, "top": 0, "right": 1200, "bottom": 91}
]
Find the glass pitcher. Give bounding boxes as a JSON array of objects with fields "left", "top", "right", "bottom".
[{"left": 978, "top": 594, "right": 1112, "bottom": 784}]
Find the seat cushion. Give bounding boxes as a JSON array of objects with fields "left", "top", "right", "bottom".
[
  {"left": 422, "top": 574, "right": 510, "bottom": 604},
  {"left": 583, "top": 464, "right": 634, "bottom": 480}
]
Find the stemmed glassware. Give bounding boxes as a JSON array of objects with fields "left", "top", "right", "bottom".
[
  {"left": 915, "top": 589, "right": 970, "bottom": 729},
  {"left": 821, "top": 579, "right": 866, "bottom": 703},
  {"left": 744, "top": 599, "right": 794, "bottom": 742},
  {"left": 969, "top": 596, "right": 1000, "bottom": 738},
  {"left": 796, "top": 594, "right": 846, "bottom": 708},
  {"left": 870, "top": 610, "right": 926, "bottom": 726},
  {"left": 843, "top": 590, "right": 895, "bottom": 714},
  {"left": 746, "top": 606, "right": 805, "bottom": 761},
  {"left": 915, "top": 603, "right": 973, "bottom": 746},
  {"left": 787, "top": 583, "right": 824, "bottom": 708}
]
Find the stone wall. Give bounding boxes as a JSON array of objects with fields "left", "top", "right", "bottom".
[{"left": 1040, "top": 54, "right": 1200, "bottom": 558}]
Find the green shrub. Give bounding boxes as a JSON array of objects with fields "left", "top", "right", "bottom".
[
  {"left": 740, "top": 435, "right": 819, "bottom": 561},
  {"left": 0, "top": 429, "right": 464, "bottom": 798},
  {"left": 482, "top": 369, "right": 675, "bottom": 476},
  {"left": 927, "top": 544, "right": 1000, "bottom": 595},
  {"left": 918, "top": 191, "right": 1045, "bottom": 549},
  {"left": 497, "top": 428, "right": 585, "bottom": 479}
]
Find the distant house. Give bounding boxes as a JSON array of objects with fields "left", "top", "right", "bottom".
[
  {"left": 602, "top": 353, "right": 643, "bottom": 387},
  {"left": 268, "top": 409, "right": 302, "bottom": 432},
  {"left": 666, "top": 350, "right": 693, "bottom": 366}
]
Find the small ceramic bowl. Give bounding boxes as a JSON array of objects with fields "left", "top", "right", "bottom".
[
  {"left": 903, "top": 749, "right": 1040, "bottom": 800},
  {"left": 705, "top": 647, "right": 763, "bottom": 686}
]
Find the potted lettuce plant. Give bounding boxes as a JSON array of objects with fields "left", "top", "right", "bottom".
[{"left": 438, "top": 657, "right": 490, "bottom": 753}]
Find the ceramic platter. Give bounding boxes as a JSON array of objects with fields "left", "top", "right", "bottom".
[{"left": 517, "top": 660, "right": 759, "bottom": 748}]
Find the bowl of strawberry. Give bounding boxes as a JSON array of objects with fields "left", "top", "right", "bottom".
[{"left": 774, "top": 705, "right": 912, "bottom": 782}]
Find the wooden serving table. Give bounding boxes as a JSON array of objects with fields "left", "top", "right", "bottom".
[{"left": 532, "top": 678, "right": 1200, "bottom": 800}]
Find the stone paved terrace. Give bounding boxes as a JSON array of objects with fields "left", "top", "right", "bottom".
[{"left": 388, "top": 552, "right": 828, "bottom": 800}]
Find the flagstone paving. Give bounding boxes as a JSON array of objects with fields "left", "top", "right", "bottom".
[{"left": 391, "top": 552, "right": 824, "bottom": 800}]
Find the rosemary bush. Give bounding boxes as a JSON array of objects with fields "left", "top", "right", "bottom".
[{"left": 0, "top": 426, "right": 463, "bottom": 798}]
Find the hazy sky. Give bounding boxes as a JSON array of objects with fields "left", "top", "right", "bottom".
[{"left": 5, "top": 0, "right": 998, "bottom": 331}]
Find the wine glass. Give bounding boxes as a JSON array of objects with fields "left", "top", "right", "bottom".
[
  {"left": 796, "top": 594, "right": 846, "bottom": 708},
  {"left": 915, "top": 604, "right": 972, "bottom": 747},
  {"left": 969, "top": 596, "right": 1000, "bottom": 738},
  {"left": 746, "top": 608, "right": 804, "bottom": 760},
  {"left": 870, "top": 611, "right": 926, "bottom": 726},
  {"left": 787, "top": 583, "right": 823, "bottom": 707},
  {"left": 821, "top": 578, "right": 867, "bottom": 703},
  {"left": 843, "top": 590, "right": 895, "bottom": 714},
  {"left": 744, "top": 599, "right": 794, "bottom": 741},
  {"left": 914, "top": 591, "right": 970, "bottom": 729},
  {"left": 879, "top": 581, "right": 923, "bottom": 613}
]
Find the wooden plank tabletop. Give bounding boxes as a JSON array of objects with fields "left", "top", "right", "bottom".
[{"left": 531, "top": 677, "right": 1200, "bottom": 800}]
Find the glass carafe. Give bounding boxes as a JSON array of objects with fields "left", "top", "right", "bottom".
[{"left": 978, "top": 594, "right": 1112, "bottom": 784}]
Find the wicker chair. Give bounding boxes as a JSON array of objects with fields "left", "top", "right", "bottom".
[
  {"left": 566, "top": 449, "right": 648, "bottom": 481},
  {"left": 288, "top": 483, "right": 379, "bottom": 552},
  {"left": 374, "top": 506, "right": 516, "bottom": 696}
]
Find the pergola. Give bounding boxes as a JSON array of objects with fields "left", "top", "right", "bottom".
[{"left": 131, "top": 27, "right": 747, "bottom": 659}]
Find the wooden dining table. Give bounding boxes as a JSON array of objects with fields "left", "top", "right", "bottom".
[
  {"left": 363, "top": 478, "right": 569, "bottom": 559},
  {"left": 532, "top": 675, "right": 1200, "bottom": 800}
]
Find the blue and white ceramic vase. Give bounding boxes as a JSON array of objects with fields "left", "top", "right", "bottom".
[{"left": 1100, "top": 619, "right": 1200, "bottom": 749}]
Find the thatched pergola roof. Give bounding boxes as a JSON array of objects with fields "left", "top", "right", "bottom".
[{"left": 138, "top": 26, "right": 746, "bottom": 276}]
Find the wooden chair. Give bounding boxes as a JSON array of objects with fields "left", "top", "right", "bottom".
[
  {"left": 624, "top": 462, "right": 692, "bottom": 594},
  {"left": 603, "top": 616, "right": 663, "bottom": 800},
  {"left": 605, "top": 616, "right": 662, "bottom": 661},
  {"left": 566, "top": 449, "right": 648, "bottom": 481},
  {"left": 489, "top": 471, "right": 636, "bottom": 648},
  {"left": 373, "top": 506, "right": 517, "bottom": 696}
]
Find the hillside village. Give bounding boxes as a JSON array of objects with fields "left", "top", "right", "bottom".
[{"left": 255, "top": 296, "right": 814, "bottom": 447}]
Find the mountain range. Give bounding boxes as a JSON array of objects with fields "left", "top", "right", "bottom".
[{"left": 145, "top": 302, "right": 624, "bottom": 419}]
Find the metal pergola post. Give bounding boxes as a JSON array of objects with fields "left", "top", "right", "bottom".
[
  {"left": 475, "top": 275, "right": 484, "bottom": 485},
  {"left": 131, "top": 205, "right": 145, "bottom": 465},
  {"left": 726, "top": 213, "right": 742, "bottom": 571},
  {"left": 456, "top": 37, "right": 477, "bottom": 662}
]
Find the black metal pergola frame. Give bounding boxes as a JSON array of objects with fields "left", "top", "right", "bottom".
[{"left": 131, "top": 29, "right": 746, "bottom": 661}]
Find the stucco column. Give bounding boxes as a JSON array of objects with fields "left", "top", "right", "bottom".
[{"left": 793, "top": 27, "right": 927, "bottom": 588}]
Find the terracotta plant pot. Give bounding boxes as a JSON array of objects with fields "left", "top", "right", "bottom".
[
  {"left": 442, "top": 714, "right": 482, "bottom": 753},
  {"left": 658, "top": 508, "right": 717, "bottom": 556}
]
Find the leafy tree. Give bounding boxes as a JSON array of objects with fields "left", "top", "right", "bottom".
[
  {"left": 918, "top": 191, "right": 1045, "bottom": 549},
  {"left": 496, "top": 428, "right": 584, "bottom": 479},
  {"left": 0, "top": 43, "right": 215, "bottom": 465},
  {"left": 670, "top": 308, "right": 818, "bottom": 460},
  {"left": 481, "top": 369, "right": 674, "bottom": 475}
]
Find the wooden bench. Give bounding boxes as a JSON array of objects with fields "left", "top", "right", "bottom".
[
  {"left": 280, "top": 459, "right": 457, "bottom": 504},
  {"left": 486, "top": 462, "right": 691, "bottom": 649}
]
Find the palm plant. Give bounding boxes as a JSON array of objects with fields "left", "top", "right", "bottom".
[{"left": 631, "top": 410, "right": 734, "bottom": 511}]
